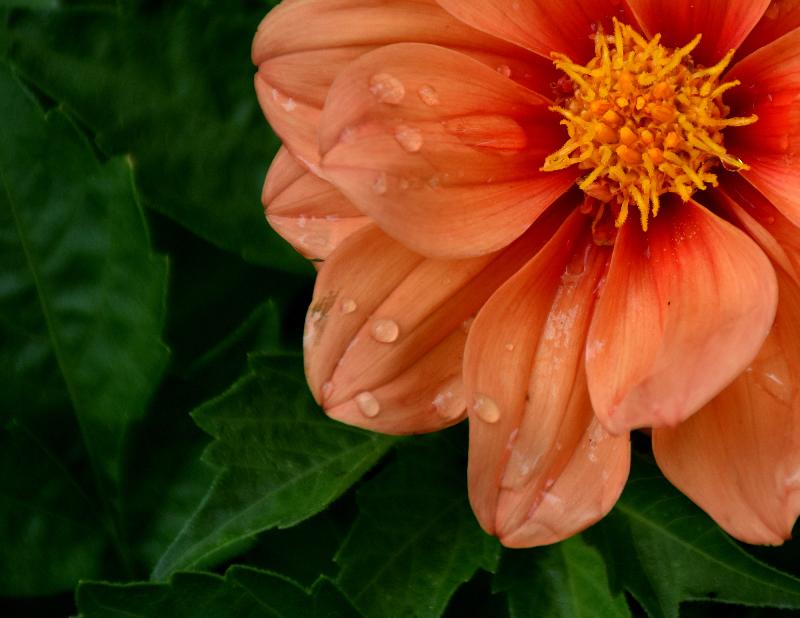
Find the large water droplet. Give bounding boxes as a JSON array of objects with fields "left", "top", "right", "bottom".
[
  {"left": 355, "top": 391, "right": 381, "bottom": 418},
  {"left": 472, "top": 393, "right": 501, "bottom": 423},
  {"left": 369, "top": 73, "right": 405, "bottom": 104},
  {"left": 418, "top": 84, "right": 440, "bottom": 106},
  {"left": 394, "top": 124, "right": 423, "bottom": 153},
  {"left": 371, "top": 319, "right": 400, "bottom": 343}
]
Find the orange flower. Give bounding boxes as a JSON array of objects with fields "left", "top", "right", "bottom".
[{"left": 254, "top": 0, "right": 800, "bottom": 547}]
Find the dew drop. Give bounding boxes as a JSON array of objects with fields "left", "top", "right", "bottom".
[
  {"left": 473, "top": 393, "right": 501, "bottom": 423},
  {"left": 505, "top": 343, "right": 515, "bottom": 352},
  {"left": 341, "top": 298, "right": 358, "bottom": 314},
  {"left": 321, "top": 381, "right": 333, "bottom": 399},
  {"left": 369, "top": 73, "right": 405, "bottom": 104},
  {"left": 418, "top": 84, "right": 441, "bottom": 106},
  {"left": 496, "top": 64, "right": 512, "bottom": 78},
  {"left": 371, "top": 319, "right": 400, "bottom": 343},
  {"left": 372, "top": 172, "right": 388, "bottom": 195},
  {"left": 355, "top": 391, "right": 381, "bottom": 418},
  {"left": 461, "top": 317, "right": 474, "bottom": 333},
  {"left": 394, "top": 124, "right": 423, "bottom": 152}
]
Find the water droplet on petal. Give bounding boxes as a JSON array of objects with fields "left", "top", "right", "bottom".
[
  {"left": 369, "top": 73, "right": 405, "bottom": 104},
  {"left": 496, "top": 64, "right": 512, "bottom": 78},
  {"left": 418, "top": 84, "right": 440, "bottom": 106},
  {"left": 461, "top": 318, "right": 474, "bottom": 333},
  {"left": 355, "top": 391, "right": 381, "bottom": 418},
  {"left": 321, "top": 381, "right": 333, "bottom": 399},
  {"left": 473, "top": 393, "right": 501, "bottom": 423},
  {"left": 394, "top": 124, "right": 423, "bottom": 152},
  {"left": 505, "top": 343, "right": 515, "bottom": 352},
  {"left": 372, "top": 172, "right": 388, "bottom": 195},
  {"left": 371, "top": 319, "right": 400, "bottom": 343},
  {"left": 341, "top": 298, "right": 357, "bottom": 314}
]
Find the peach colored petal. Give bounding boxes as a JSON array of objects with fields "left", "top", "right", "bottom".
[
  {"left": 628, "top": 0, "right": 770, "bottom": 66},
  {"left": 253, "top": 0, "right": 558, "bottom": 161},
  {"left": 715, "top": 176, "right": 800, "bottom": 286},
  {"left": 263, "top": 147, "right": 372, "bottom": 261},
  {"left": 318, "top": 43, "right": 577, "bottom": 259},
  {"left": 654, "top": 270, "right": 800, "bottom": 545},
  {"left": 738, "top": 0, "right": 800, "bottom": 59},
  {"left": 436, "top": 0, "right": 637, "bottom": 62},
  {"left": 303, "top": 205, "right": 568, "bottom": 434},
  {"left": 463, "top": 211, "right": 629, "bottom": 546},
  {"left": 725, "top": 27, "right": 800, "bottom": 226},
  {"left": 586, "top": 198, "right": 778, "bottom": 434}
]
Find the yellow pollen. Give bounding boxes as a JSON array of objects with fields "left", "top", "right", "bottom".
[{"left": 541, "top": 19, "right": 757, "bottom": 231}]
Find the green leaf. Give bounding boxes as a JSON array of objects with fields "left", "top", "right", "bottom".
[
  {"left": 494, "top": 536, "right": 631, "bottom": 618},
  {"left": 586, "top": 454, "right": 800, "bottom": 618},
  {"left": 0, "top": 63, "right": 168, "bottom": 593},
  {"left": 152, "top": 357, "right": 397, "bottom": 578},
  {"left": 77, "top": 568, "right": 347, "bottom": 618},
  {"left": 335, "top": 432, "right": 501, "bottom": 618},
  {"left": 8, "top": 1, "right": 310, "bottom": 273}
]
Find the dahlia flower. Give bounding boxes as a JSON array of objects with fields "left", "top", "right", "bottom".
[{"left": 253, "top": 0, "right": 800, "bottom": 547}]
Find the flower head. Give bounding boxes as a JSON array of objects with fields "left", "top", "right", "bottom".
[{"left": 254, "top": 0, "right": 800, "bottom": 547}]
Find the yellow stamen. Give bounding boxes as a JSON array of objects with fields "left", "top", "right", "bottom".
[{"left": 541, "top": 19, "right": 757, "bottom": 232}]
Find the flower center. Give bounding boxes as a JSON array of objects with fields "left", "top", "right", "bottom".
[{"left": 541, "top": 19, "right": 757, "bottom": 232}]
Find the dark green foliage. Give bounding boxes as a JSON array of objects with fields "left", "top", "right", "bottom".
[{"left": 2, "top": 2, "right": 800, "bottom": 617}]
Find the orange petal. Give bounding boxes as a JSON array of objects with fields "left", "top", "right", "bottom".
[
  {"left": 253, "top": 0, "right": 557, "bottom": 161},
  {"left": 715, "top": 176, "right": 800, "bottom": 286},
  {"left": 725, "top": 27, "right": 800, "bottom": 226},
  {"left": 263, "top": 147, "right": 372, "bottom": 260},
  {"left": 318, "top": 43, "right": 577, "bottom": 259},
  {"left": 738, "top": 0, "right": 800, "bottom": 59},
  {"left": 628, "top": 0, "right": 770, "bottom": 66},
  {"left": 436, "top": 0, "right": 639, "bottom": 62},
  {"left": 463, "top": 211, "right": 630, "bottom": 546},
  {"left": 654, "top": 270, "right": 800, "bottom": 545},
  {"left": 304, "top": 204, "right": 568, "bottom": 434},
  {"left": 586, "top": 198, "right": 778, "bottom": 434}
]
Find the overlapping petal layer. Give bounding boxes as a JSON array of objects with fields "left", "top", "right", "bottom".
[
  {"left": 318, "top": 43, "right": 576, "bottom": 258},
  {"left": 436, "top": 0, "right": 636, "bottom": 62},
  {"left": 586, "top": 199, "right": 778, "bottom": 434},
  {"left": 727, "top": 27, "right": 800, "bottom": 226},
  {"left": 263, "top": 147, "right": 371, "bottom": 260},
  {"left": 628, "top": 0, "right": 770, "bottom": 66},
  {"left": 464, "top": 210, "right": 629, "bottom": 546},
  {"left": 654, "top": 270, "right": 800, "bottom": 545},
  {"left": 253, "top": 0, "right": 556, "bottom": 161},
  {"left": 304, "top": 205, "right": 567, "bottom": 434}
]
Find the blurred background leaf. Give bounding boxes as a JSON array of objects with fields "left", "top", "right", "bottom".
[
  {"left": 7, "top": 0, "right": 310, "bottom": 273},
  {"left": 0, "top": 63, "right": 168, "bottom": 594},
  {"left": 335, "top": 431, "right": 501, "bottom": 618}
]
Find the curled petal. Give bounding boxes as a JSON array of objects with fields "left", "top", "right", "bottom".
[
  {"left": 654, "top": 271, "right": 800, "bottom": 545},
  {"left": 253, "top": 0, "right": 557, "bottom": 160},
  {"left": 264, "top": 147, "right": 371, "bottom": 260},
  {"left": 318, "top": 43, "right": 576, "bottom": 258},
  {"left": 586, "top": 198, "right": 778, "bottom": 434},
  {"left": 726, "top": 27, "right": 800, "bottom": 226},
  {"left": 628, "top": 0, "right": 770, "bottom": 66},
  {"left": 436, "top": 0, "right": 639, "bottom": 62},
  {"left": 464, "top": 211, "right": 629, "bottom": 546},
  {"left": 304, "top": 205, "right": 567, "bottom": 434}
]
